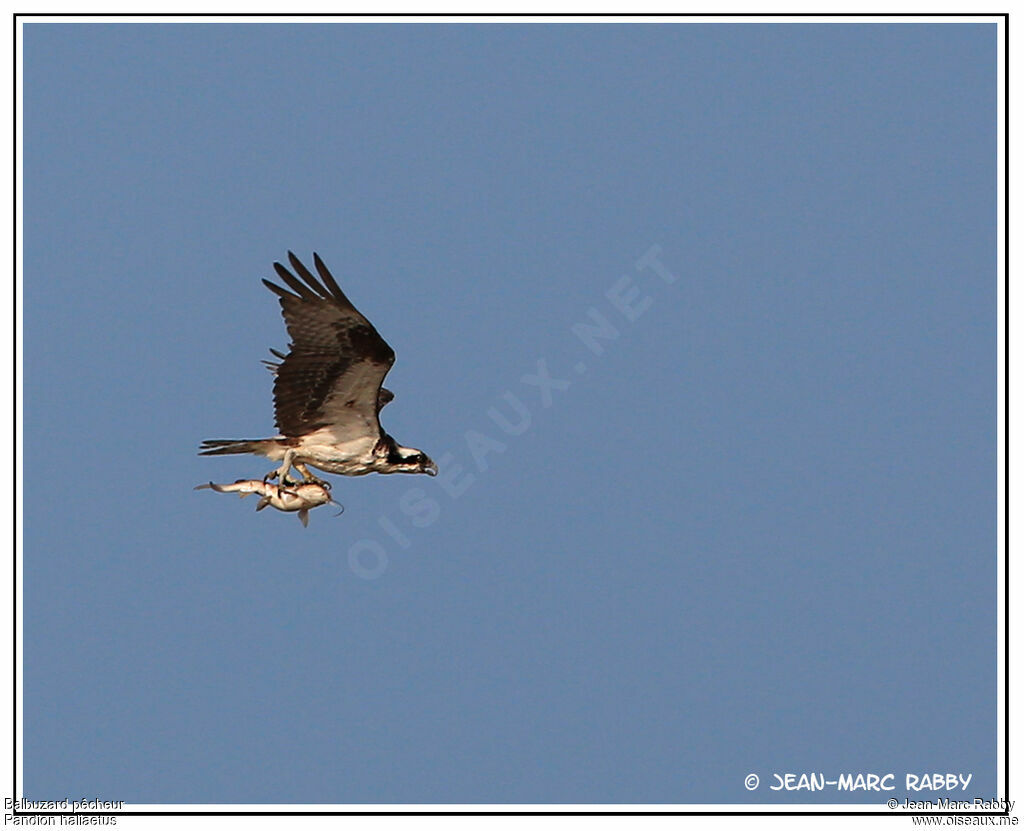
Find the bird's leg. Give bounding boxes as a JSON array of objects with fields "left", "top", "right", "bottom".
[
  {"left": 272, "top": 449, "right": 299, "bottom": 486},
  {"left": 295, "top": 462, "right": 331, "bottom": 489}
]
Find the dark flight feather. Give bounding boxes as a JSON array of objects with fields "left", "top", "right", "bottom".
[{"left": 262, "top": 253, "right": 396, "bottom": 438}]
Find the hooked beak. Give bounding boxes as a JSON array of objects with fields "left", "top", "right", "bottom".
[{"left": 424, "top": 460, "right": 438, "bottom": 477}]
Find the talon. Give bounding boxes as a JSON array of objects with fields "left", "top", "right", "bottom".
[{"left": 298, "top": 468, "right": 331, "bottom": 489}]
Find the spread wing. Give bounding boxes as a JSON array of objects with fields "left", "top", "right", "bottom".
[{"left": 261, "top": 252, "right": 395, "bottom": 442}]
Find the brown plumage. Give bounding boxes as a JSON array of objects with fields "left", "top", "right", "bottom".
[{"left": 262, "top": 252, "right": 395, "bottom": 438}]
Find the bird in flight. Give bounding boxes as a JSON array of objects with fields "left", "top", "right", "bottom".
[{"left": 199, "top": 252, "right": 437, "bottom": 487}]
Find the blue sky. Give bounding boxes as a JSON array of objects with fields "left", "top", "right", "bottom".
[{"left": 22, "top": 21, "right": 997, "bottom": 804}]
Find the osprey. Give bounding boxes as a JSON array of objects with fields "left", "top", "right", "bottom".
[{"left": 199, "top": 252, "right": 437, "bottom": 486}]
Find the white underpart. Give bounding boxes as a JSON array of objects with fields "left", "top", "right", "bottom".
[
  {"left": 245, "top": 431, "right": 424, "bottom": 478},
  {"left": 290, "top": 430, "right": 382, "bottom": 476}
]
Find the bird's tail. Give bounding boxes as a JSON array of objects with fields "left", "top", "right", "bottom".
[{"left": 198, "top": 439, "right": 271, "bottom": 457}]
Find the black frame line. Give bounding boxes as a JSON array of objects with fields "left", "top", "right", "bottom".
[{"left": 12, "top": 11, "right": 1011, "bottom": 818}]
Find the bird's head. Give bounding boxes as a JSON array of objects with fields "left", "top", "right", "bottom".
[
  {"left": 393, "top": 448, "right": 438, "bottom": 476},
  {"left": 379, "top": 435, "right": 438, "bottom": 476}
]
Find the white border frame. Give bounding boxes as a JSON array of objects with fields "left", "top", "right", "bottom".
[{"left": 6, "top": 12, "right": 1009, "bottom": 818}]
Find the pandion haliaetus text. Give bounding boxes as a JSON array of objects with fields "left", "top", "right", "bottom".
[{"left": 199, "top": 252, "right": 437, "bottom": 485}]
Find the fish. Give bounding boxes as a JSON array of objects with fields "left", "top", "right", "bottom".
[{"left": 194, "top": 479, "right": 341, "bottom": 527}]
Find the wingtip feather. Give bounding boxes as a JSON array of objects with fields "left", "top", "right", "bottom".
[
  {"left": 312, "top": 252, "right": 347, "bottom": 305},
  {"left": 273, "top": 262, "right": 319, "bottom": 300},
  {"left": 288, "top": 252, "right": 332, "bottom": 300},
  {"left": 262, "top": 277, "right": 291, "bottom": 299}
]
